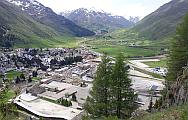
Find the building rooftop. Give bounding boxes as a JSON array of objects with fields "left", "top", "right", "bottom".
[
  {"left": 14, "top": 93, "right": 83, "bottom": 120},
  {"left": 39, "top": 81, "right": 79, "bottom": 101},
  {"left": 40, "top": 81, "right": 76, "bottom": 91},
  {"left": 38, "top": 87, "right": 78, "bottom": 101}
]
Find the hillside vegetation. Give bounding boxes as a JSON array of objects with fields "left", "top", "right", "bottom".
[
  {"left": 135, "top": 11, "right": 188, "bottom": 120},
  {"left": 133, "top": 104, "right": 188, "bottom": 120},
  {"left": 133, "top": 0, "right": 188, "bottom": 40},
  {"left": 0, "top": 0, "right": 95, "bottom": 48},
  {"left": 6, "top": 0, "right": 95, "bottom": 37},
  {"left": 0, "top": 0, "right": 59, "bottom": 47},
  {"left": 82, "top": 29, "right": 167, "bottom": 57}
]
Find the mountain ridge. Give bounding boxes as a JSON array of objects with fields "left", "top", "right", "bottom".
[
  {"left": 60, "top": 8, "right": 134, "bottom": 33},
  {"left": 5, "top": 0, "right": 95, "bottom": 37},
  {"left": 133, "top": 0, "right": 188, "bottom": 40}
]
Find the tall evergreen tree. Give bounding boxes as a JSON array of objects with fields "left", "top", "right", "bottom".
[
  {"left": 85, "top": 55, "right": 112, "bottom": 117},
  {"left": 167, "top": 13, "right": 188, "bottom": 81},
  {"left": 110, "top": 53, "right": 136, "bottom": 118},
  {"left": 28, "top": 76, "right": 32, "bottom": 83}
]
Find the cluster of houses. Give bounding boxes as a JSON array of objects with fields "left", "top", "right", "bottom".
[
  {"left": 0, "top": 48, "right": 166, "bottom": 119},
  {"left": 0, "top": 47, "right": 100, "bottom": 80},
  {"left": 0, "top": 48, "right": 101, "bottom": 119},
  {"left": 0, "top": 51, "right": 17, "bottom": 74}
]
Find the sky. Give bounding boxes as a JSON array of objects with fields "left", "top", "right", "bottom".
[{"left": 36, "top": 0, "right": 172, "bottom": 19}]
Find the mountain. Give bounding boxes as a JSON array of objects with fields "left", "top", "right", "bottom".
[
  {"left": 129, "top": 16, "right": 140, "bottom": 24},
  {"left": 60, "top": 8, "right": 134, "bottom": 33},
  {"left": 5, "top": 0, "right": 95, "bottom": 37},
  {"left": 133, "top": 0, "right": 188, "bottom": 40},
  {"left": 0, "top": 0, "right": 61, "bottom": 47}
]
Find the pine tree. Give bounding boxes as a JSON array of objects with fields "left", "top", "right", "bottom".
[
  {"left": 15, "top": 76, "right": 20, "bottom": 84},
  {"left": 28, "top": 76, "right": 32, "bottom": 83},
  {"left": 20, "top": 73, "right": 25, "bottom": 81},
  {"left": 85, "top": 55, "right": 112, "bottom": 117},
  {"left": 167, "top": 13, "right": 188, "bottom": 81},
  {"left": 110, "top": 53, "right": 136, "bottom": 118}
]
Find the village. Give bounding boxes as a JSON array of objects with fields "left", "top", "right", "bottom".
[
  {"left": 0, "top": 48, "right": 102, "bottom": 119},
  {"left": 0, "top": 48, "right": 165, "bottom": 120}
]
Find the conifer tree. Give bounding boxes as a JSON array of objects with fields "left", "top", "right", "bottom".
[
  {"left": 85, "top": 55, "right": 112, "bottom": 117},
  {"left": 110, "top": 53, "right": 136, "bottom": 118},
  {"left": 167, "top": 13, "right": 188, "bottom": 81}
]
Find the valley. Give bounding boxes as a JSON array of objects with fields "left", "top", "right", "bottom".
[
  {"left": 78, "top": 30, "right": 168, "bottom": 58},
  {"left": 0, "top": 0, "right": 188, "bottom": 119},
  {"left": 0, "top": 48, "right": 165, "bottom": 119}
]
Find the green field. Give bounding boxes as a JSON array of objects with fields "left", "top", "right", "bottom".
[
  {"left": 32, "top": 77, "right": 41, "bottom": 81},
  {"left": 0, "top": 90, "right": 15, "bottom": 103},
  {"left": 143, "top": 59, "right": 167, "bottom": 68},
  {"left": 79, "top": 29, "right": 169, "bottom": 58},
  {"left": 12, "top": 29, "right": 169, "bottom": 58},
  {"left": 0, "top": 90, "right": 24, "bottom": 120},
  {"left": 93, "top": 45, "right": 159, "bottom": 57},
  {"left": 5, "top": 70, "right": 22, "bottom": 81},
  {"left": 15, "top": 36, "right": 80, "bottom": 48}
]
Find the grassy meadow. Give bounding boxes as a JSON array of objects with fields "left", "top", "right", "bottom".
[
  {"left": 143, "top": 58, "right": 167, "bottom": 68},
  {"left": 12, "top": 29, "right": 169, "bottom": 58},
  {"left": 6, "top": 70, "right": 22, "bottom": 81},
  {"left": 80, "top": 29, "right": 168, "bottom": 57},
  {"left": 14, "top": 36, "right": 80, "bottom": 48}
]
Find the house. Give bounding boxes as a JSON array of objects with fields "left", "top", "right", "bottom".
[{"left": 14, "top": 93, "right": 83, "bottom": 120}]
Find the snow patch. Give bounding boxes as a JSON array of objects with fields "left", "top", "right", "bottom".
[
  {"left": 33, "top": 1, "right": 40, "bottom": 6},
  {"left": 6, "top": 0, "right": 23, "bottom": 6},
  {"left": 25, "top": 3, "right": 30, "bottom": 8}
]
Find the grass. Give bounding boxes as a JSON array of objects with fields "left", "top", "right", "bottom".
[
  {"left": 0, "top": 90, "right": 15, "bottom": 103},
  {"left": 32, "top": 77, "right": 41, "bottom": 81},
  {"left": 134, "top": 103, "right": 188, "bottom": 120},
  {"left": 81, "top": 29, "right": 168, "bottom": 58},
  {"left": 5, "top": 70, "right": 22, "bottom": 81},
  {"left": 143, "top": 59, "right": 167, "bottom": 68},
  {"left": 0, "top": 113, "right": 25, "bottom": 120},
  {"left": 94, "top": 45, "right": 159, "bottom": 57},
  {"left": 0, "top": 87, "right": 25, "bottom": 120},
  {"left": 12, "top": 29, "right": 168, "bottom": 59},
  {"left": 48, "top": 36, "right": 81, "bottom": 48},
  {"left": 15, "top": 36, "right": 80, "bottom": 48},
  {"left": 132, "top": 65, "right": 164, "bottom": 79}
]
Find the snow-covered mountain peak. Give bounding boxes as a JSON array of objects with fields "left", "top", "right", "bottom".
[
  {"left": 88, "top": 7, "right": 105, "bottom": 13},
  {"left": 6, "top": 0, "right": 47, "bottom": 17},
  {"left": 60, "top": 8, "right": 134, "bottom": 32},
  {"left": 61, "top": 8, "right": 115, "bottom": 18},
  {"left": 6, "top": 0, "right": 40, "bottom": 7}
]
